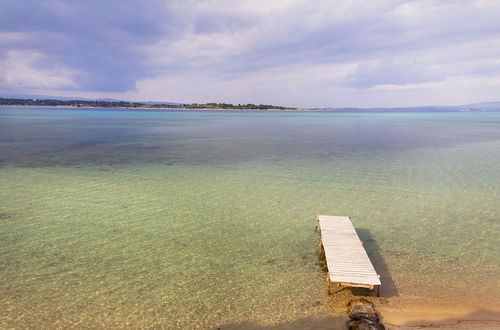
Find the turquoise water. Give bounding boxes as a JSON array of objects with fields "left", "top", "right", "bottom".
[{"left": 1, "top": 107, "right": 499, "bottom": 328}]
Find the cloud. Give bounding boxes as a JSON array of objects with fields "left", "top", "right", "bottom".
[
  {"left": 1, "top": 0, "right": 500, "bottom": 106},
  {"left": 140, "top": 1, "right": 500, "bottom": 92},
  {"left": 0, "top": 0, "right": 170, "bottom": 91},
  {"left": 0, "top": 50, "right": 79, "bottom": 89},
  {"left": 0, "top": 31, "right": 33, "bottom": 44},
  {"left": 344, "top": 37, "right": 500, "bottom": 89}
]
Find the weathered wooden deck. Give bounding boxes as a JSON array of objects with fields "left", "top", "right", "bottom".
[{"left": 317, "top": 215, "right": 381, "bottom": 295}]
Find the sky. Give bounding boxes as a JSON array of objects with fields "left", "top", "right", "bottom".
[{"left": 1, "top": 0, "right": 500, "bottom": 108}]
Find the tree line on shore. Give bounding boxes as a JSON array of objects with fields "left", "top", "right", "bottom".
[{"left": 0, "top": 97, "right": 293, "bottom": 110}]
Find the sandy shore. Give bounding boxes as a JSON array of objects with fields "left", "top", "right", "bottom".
[
  {"left": 320, "top": 283, "right": 500, "bottom": 329},
  {"left": 379, "top": 306, "right": 500, "bottom": 329}
]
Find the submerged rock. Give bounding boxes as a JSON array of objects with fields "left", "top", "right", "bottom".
[
  {"left": 348, "top": 320, "right": 384, "bottom": 330},
  {"left": 349, "top": 303, "right": 379, "bottom": 322},
  {"left": 347, "top": 301, "right": 385, "bottom": 330}
]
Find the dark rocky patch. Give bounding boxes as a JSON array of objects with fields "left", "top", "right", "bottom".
[{"left": 347, "top": 301, "right": 385, "bottom": 330}]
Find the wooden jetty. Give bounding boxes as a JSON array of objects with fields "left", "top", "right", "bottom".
[{"left": 317, "top": 215, "right": 381, "bottom": 296}]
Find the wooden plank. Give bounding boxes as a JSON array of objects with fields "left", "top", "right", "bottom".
[{"left": 317, "top": 215, "right": 381, "bottom": 288}]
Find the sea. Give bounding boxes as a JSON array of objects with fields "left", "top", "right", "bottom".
[{"left": 1, "top": 107, "right": 499, "bottom": 328}]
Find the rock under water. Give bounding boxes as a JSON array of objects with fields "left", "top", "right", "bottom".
[{"left": 347, "top": 301, "right": 385, "bottom": 330}]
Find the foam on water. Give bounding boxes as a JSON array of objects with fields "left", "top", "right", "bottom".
[{"left": 1, "top": 108, "right": 499, "bottom": 328}]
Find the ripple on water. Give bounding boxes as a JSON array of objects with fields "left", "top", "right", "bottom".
[{"left": 1, "top": 109, "right": 499, "bottom": 327}]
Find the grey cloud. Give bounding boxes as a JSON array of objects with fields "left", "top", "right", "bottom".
[
  {"left": 0, "top": 0, "right": 175, "bottom": 92},
  {"left": 344, "top": 60, "right": 441, "bottom": 88}
]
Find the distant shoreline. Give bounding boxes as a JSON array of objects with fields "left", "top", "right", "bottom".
[
  {"left": 3, "top": 104, "right": 498, "bottom": 114},
  {"left": 0, "top": 104, "right": 328, "bottom": 112},
  {"left": 0, "top": 97, "right": 305, "bottom": 111},
  {"left": 4, "top": 97, "right": 500, "bottom": 112}
]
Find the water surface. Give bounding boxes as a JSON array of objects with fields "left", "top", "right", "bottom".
[{"left": 1, "top": 107, "right": 499, "bottom": 328}]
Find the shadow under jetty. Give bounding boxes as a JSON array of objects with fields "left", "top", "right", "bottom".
[{"left": 355, "top": 228, "right": 398, "bottom": 298}]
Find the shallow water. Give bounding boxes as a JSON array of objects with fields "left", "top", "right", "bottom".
[{"left": 1, "top": 107, "right": 499, "bottom": 328}]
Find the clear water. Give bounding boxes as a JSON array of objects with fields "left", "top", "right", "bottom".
[{"left": 1, "top": 107, "right": 499, "bottom": 328}]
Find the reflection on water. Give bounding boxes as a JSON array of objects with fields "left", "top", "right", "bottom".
[{"left": 1, "top": 107, "right": 499, "bottom": 328}]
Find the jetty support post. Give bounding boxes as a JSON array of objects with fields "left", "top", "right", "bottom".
[{"left": 318, "top": 239, "right": 325, "bottom": 259}]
